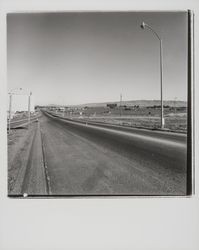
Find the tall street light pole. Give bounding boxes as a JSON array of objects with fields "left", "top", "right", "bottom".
[
  {"left": 8, "top": 93, "right": 12, "bottom": 134},
  {"left": 140, "top": 22, "right": 164, "bottom": 129},
  {"left": 8, "top": 88, "right": 22, "bottom": 134},
  {"left": 28, "top": 91, "right": 32, "bottom": 129}
]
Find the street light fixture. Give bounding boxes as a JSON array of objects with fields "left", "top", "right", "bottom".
[
  {"left": 140, "top": 22, "right": 164, "bottom": 129},
  {"left": 8, "top": 88, "right": 23, "bottom": 134}
]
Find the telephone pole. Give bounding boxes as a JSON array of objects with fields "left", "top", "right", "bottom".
[
  {"left": 120, "top": 93, "right": 122, "bottom": 117},
  {"left": 28, "top": 92, "right": 32, "bottom": 128},
  {"left": 8, "top": 88, "right": 22, "bottom": 134}
]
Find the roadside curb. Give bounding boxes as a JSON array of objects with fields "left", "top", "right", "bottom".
[{"left": 45, "top": 111, "right": 187, "bottom": 136}]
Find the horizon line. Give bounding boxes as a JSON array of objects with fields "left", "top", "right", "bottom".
[{"left": 35, "top": 99, "right": 188, "bottom": 107}]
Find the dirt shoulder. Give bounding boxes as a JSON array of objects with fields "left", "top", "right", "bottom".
[{"left": 8, "top": 121, "right": 47, "bottom": 196}]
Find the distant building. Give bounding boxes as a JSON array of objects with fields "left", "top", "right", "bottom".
[
  {"left": 107, "top": 103, "right": 117, "bottom": 109},
  {"left": 58, "top": 107, "right": 65, "bottom": 111},
  {"left": 48, "top": 106, "right": 66, "bottom": 111}
]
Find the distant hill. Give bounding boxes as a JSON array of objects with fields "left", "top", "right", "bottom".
[
  {"left": 76, "top": 100, "right": 187, "bottom": 108},
  {"left": 44, "top": 100, "right": 187, "bottom": 108}
]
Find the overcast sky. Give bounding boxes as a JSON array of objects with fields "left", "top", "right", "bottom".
[{"left": 7, "top": 12, "right": 188, "bottom": 106}]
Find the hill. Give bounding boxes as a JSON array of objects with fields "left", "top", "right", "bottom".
[{"left": 76, "top": 100, "right": 187, "bottom": 108}]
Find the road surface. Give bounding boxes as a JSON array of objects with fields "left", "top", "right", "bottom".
[{"left": 36, "top": 111, "right": 187, "bottom": 195}]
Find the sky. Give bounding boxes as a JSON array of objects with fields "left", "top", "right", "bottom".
[{"left": 7, "top": 12, "right": 188, "bottom": 106}]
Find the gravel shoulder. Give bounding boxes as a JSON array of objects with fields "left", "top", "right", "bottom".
[{"left": 8, "top": 121, "right": 47, "bottom": 196}]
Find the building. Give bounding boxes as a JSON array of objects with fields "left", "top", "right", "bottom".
[{"left": 107, "top": 103, "right": 117, "bottom": 109}]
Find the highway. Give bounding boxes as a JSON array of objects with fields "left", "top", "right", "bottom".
[{"left": 35, "top": 111, "right": 187, "bottom": 195}]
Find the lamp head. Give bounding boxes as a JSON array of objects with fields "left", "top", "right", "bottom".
[{"left": 140, "top": 22, "right": 146, "bottom": 29}]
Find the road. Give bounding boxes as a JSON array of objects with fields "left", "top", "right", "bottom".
[{"left": 36, "top": 111, "right": 187, "bottom": 195}]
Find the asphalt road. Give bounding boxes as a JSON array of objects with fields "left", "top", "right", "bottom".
[{"left": 39, "top": 111, "right": 187, "bottom": 195}]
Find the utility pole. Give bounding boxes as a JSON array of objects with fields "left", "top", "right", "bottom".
[
  {"left": 120, "top": 93, "right": 122, "bottom": 117},
  {"left": 63, "top": 107, "right": 65, "bottom": 117},
  {"left": 8, "top": 93, "right": 12, "bottom": 134},
  {"left": 28, "top": 92, "right": 32, "bottom": 129},
  {"left": 174, "top": 97, "right": 177, "bottom": 115},
  {"left": 8, "top": 87, "right": 22, "bottom": 134},
  {"left": 160, "top": 38, "right": 164, "bottom": 128}
]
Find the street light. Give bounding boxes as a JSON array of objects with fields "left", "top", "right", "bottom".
[
  {"left": 140, "top": 22, "right": 164, "bottom": 129},
  {"left": 8, "top": 88, "right": 22, "bottom": 134},
  {"left": 28, "top": 92, "right": 32, "bottom": 128},
  {"left": 8, "top": 88, "right": 33, "bottom": 133}
]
